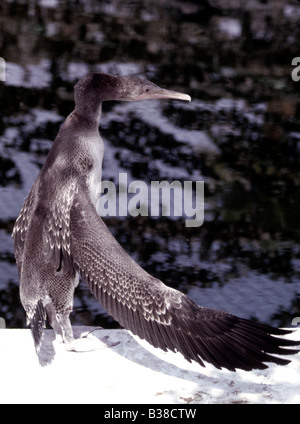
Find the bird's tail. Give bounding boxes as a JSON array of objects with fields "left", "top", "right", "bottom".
[{"left": 29, "top": 300, "right": 47, "bottom": 354}]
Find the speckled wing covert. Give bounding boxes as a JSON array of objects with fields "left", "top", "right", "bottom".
[
  {"left": 69, "top": 177, "right": 299, "bottom": 371},
  {"left": 13, "top": 175, "right": 76, "bottom": 278},
  {"left": 13, "top": 179, "right": 39, "bottom": 277},
  {"left": 42, "top": 177, "right": 78, "bottom": 276}
]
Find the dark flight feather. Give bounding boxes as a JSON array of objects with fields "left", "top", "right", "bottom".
[{"left": 67, "top": 177, "right": 299, "bottom": 371}]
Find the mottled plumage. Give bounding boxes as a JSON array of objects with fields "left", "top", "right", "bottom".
[{"left": 13, "top": 73, "right": 299, "bottom": 371}]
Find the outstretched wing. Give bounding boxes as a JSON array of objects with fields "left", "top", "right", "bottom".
[{"left": 68, "top": 178, "right": 299, "bottom": 371}]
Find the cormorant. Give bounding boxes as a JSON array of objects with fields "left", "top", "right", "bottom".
[{"left": 13, "top": 72, "right": 299, "bottom": 371}]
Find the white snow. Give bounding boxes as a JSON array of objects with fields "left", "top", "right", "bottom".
[
  {"left": 6, "top": 61, "right": 52, "bottom": 89},
  {"left": 101, "top": 100, "right": 220, "bottom": 156},
  {"left": 284, "top": 5, "right": 300, "bottom": 18},
  {"left": 188, "top": 270, "right": 300, "bottom": 325},
  {"left": 217, "top": 18, "right": 242, "bottom": 39},
  {"left": 0, "top": 151, "right": 39, "bottom": 221},
  {"left": 39, "top": 0, "right": 60, "bottom": 9},
  {"left": 0, "top": 326, "right": 299, "bottom": 404}
]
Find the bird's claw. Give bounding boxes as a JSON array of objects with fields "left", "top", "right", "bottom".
[{"left": 65, "top": 336, "right": 107, "bottom": 352}]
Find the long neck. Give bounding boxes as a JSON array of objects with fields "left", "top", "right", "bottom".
[{"left": 74, "top": 100, "right": 103, "bottom": 125}]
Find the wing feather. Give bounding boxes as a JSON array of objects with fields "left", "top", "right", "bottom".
[
  {"left": 42, "top": 177, "right": 78, "bottom": 275},
  {"left": 12, "top": 179, "right": 39, "bottom": 275},
  {"left": 68, "top": 178, "right": 299, "bottom": 371}
]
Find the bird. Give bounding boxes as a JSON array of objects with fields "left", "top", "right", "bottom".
[{"left": 13, "top": 72, "right": 299, "bottom": 371}]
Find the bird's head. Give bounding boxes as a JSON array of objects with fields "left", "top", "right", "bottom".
[{"left": 74, "top": 72, "right": 191, "bottom": 105}]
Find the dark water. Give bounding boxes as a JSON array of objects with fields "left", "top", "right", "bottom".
[{"left": 0, "top": 0, "right": 300, "bottom": 329}]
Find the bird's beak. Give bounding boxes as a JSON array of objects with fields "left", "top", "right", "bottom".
[
  {"left": 135, "top": 86, "right": 191, "bottom": 102},
  {"left": 152, "top": 88, "right": 191, "bottom": 102}
]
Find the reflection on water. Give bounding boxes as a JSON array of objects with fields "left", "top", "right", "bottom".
[{"left": 0, "top": 0, "right": 300, "bottom": 330}]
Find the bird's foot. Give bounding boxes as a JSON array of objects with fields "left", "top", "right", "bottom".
[
  {"left": 65, "top": 334, "right": 108, "bottom": 352},
  {"left": 54, "top": 334, "right": 64, "bottom": 344}
]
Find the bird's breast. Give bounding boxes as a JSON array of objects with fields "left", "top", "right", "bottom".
[{"left": 85, "top": 137, "right": 104, "bottom": 209}]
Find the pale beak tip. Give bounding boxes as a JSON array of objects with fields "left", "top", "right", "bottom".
[
  {"left": 178, "top": 93, "right": 191, "bottom": 102},
  {"left": 175, "top": 93, "right": 192, "bottom": 102}
]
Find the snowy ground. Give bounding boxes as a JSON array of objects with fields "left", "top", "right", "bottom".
[{"left": 0, "top": 326, "right": 299, "bottom": 404}]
